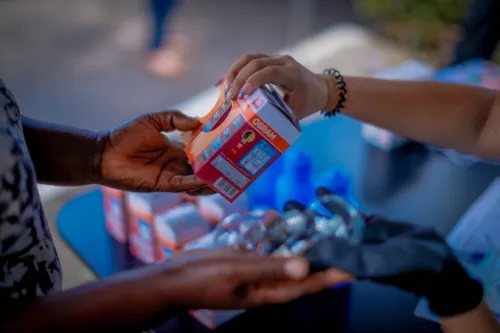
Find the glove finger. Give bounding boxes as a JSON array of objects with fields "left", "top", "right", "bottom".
[{"left": 304, "top": 233, "right": 449, "bottom": 279}]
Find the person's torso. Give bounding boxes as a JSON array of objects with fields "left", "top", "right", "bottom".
[{"left": 0, "top": 79, "right": 62, "bottom": 301}]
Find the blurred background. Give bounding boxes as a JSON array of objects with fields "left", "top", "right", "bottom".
[
  {"left": 0, "top": 0, "right": 363, "bottom": 130},
  {"left": 1, "top": 0, "right": 497, "bottom": 291},
  {"left": 1, "top": 0, "right": 484, "bottom": 131}
]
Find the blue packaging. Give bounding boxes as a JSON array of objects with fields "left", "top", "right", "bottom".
[
  {"left": 314, "top": 167, "right": 359, "bottom": 209},
  {"left": 246, "top": 155, "right": 284, "bottom": 210},
  {"left": 275, "top": 150, "right": 315, "bottom": 212}
]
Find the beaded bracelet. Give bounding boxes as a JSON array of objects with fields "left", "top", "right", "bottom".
[{"left": 321, "top": 68, "right": 347, "bottom": 118}]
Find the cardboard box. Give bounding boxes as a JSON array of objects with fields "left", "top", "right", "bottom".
[
  {"left": 154, "top": 203, "right": 212, "bottom": 260},
  {"left": 127, "top": 193, "right": 184, "bottom": 263},
  {"left": 185, "top": 80, "right": 301, "bottom": 202},
  {"left": 102, "top": 187, "right": 129, "bottom": 243},
  {"left": 197, "top": 193, "right": 249, "bottom": 225},
  {"left": 182, "top": 231, "right": 218, "bottom": 250}
]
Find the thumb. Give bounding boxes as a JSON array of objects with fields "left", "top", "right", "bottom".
[
  {"left": 152, "top": 110, "right": 200, "bottom": 132},
  {"left": 237, "top": 256, "right": 310, "bottom": 282}
]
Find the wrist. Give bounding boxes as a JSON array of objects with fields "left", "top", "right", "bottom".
[
  {"left": 92, "top": 132, "right": 109, "bottom": 185},
  {"left": 318, "top": 74, "right": 340, "bottom": 113}
]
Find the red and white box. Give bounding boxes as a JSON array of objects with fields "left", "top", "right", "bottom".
[
  {"left": 184, "top": 80, "right": 301, "bottom": 202},
  {"left": 101, "top": 186, "right": 129, "bottom": 243},
  {"left": 126, "top": 192, "right": 184, "bottom": 264}
]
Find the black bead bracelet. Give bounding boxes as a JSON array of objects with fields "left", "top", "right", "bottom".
[{"left": 322, "top": 68, "right": 347, "bottom": 118}]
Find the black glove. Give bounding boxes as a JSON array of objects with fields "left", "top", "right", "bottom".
[{"left": 285, "top": 188, "right": 484, "bottom": 318}]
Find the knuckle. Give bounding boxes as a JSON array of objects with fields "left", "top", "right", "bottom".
[
  {"left": 241, "top": 54, "right": 255, "bottom": 62},
  {"left": 280, "top": 54, "right": 295, "bottom": 63},
  {"left": 248, "top": 58, "right": 265, "bottom": 71},
  {"left": 170, "top": 110, "right": 183, "bottom": 117}
]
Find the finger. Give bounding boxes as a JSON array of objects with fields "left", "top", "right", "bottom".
[
  {"left": 228, "top": 57, "right": 289, "bottom": 99},
  {"left": 235, "top": 256, "right": 310, "bottom": 282},
  {"left": 162, "top": 174, "right": 207, "bottom": 192},
  {"left": 235, "top": 65, "right": 295, "bottom": 98},
  {"left": 304, "top": 231, "right": 447, "bottom": 279},
  {"left": 185, "top": 185, "right": 216, "bottom": 196},
  {"left": 321, "top": 268, "right": 355, "bottom": 285},
  {"left": 250, "top": 269, "right": 352, "bottom": 305},
  {"left": 151, "top": 110, "right": 200, "bottom": 133},
  {"left": 226, "top": 54, "right": 269, "bottom": 86}
]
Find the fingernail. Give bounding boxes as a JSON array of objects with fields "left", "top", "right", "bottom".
[
  {"left": 241, "top": 83, "right": 251, "bottom": 95},
  {"left": 226, "top": 88, "right": 235, "bottom": 99},
  {"left": 237, "top": 91, "right": 244, "bottom": 99},
  {"left": 224, "top": 87, "right": 229, "bottom": 95},
  {"left": 284, "top": 258, "right": 308, "bottom": 280}
]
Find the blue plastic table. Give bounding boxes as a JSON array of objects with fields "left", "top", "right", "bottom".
[{"left": 57, "top": 116, "right": 500, "bottom": 332}]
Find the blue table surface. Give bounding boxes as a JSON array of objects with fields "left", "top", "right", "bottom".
[{"left": 57, "top": 116, "right": 500, "bottom": 333}]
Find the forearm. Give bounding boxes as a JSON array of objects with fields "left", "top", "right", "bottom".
[
  {"left": 1, "top": 266, "right": 177, "bottom": 333},
  {"left": 22, "top": 117, "right": 105, "bottom": 186},
  {"left": 321, "top": 76, "right": 500, "bottom": 160},
  {"left": 440, "top": 303, "right": 500, "bottom": 333}
]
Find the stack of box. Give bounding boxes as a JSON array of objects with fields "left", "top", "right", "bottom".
[
  {"left": 101, "top": 187, "right": 129, "bottom": 244},
  {"left": 154, "top": 203, "right": 212, "bottom": 260},
  {"left": 101, "top": 186, "right": 251, "bottom": 265},
  {"left": 126, "top": 192, "right": 184, "bottom": 264}
]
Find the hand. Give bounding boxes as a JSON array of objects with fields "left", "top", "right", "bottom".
[
  {"left": 162, "top": 248, "right": 344, "bottom": 310},
  {"left": 225, "top": 54, "right": 328, "bottom": 120},
  {"left": 302, "top": 213, "right": 484, "bottom": 318},
  {"left": 98, "top": 111, "right": 212, "bottom": 195}
]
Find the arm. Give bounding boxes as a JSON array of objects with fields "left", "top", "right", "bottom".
[
  {"left": 224, "top": 55, "right": 500, "bottom": 161},
  {"left": 0, "top": 265, "right": 177, "bottom": 333},
  {"left": 440, "top": 303, "right": 500, "bottom": 333},
  {"left": 321, "top": 76, "right": 500, "bottom": 160},
  {"left": 22, "top": 117, "right": 103, "bottom": 186}
]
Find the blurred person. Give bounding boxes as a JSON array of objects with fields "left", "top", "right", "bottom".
[
  {"left": 147, "top": 0, "right": 188, "bottom": 77},
  {"left": 0, "top": 80, "right": 336, "bottom": 332},
  {"left": 452, "top": 0, "right": 500, "bottom": 65},
  {"left": 224, "top": 54, "right": 500, "bottom": 161}
]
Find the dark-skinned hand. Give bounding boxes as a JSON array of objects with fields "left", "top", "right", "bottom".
[
  {"left": 98, "top": 111, "right": 213, "bottom": 195},
  {"left": 161, "top": 248, "right": 343, "bottom": 310}
]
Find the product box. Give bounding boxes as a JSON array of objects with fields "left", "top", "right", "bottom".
[
  {"left": 197, "top": 193, "right": 249, "bottom": 224},
  {"left": 154, "top": 203, "right": 212, "bottom": 261},
  {"left": 127, "top": 193, "right": 184, "bottom": 263},
  {"left": 102, "top": 187, "right": 129, "bottom": 243},
  {"left": 184, "top": 80, "right": 301, "bottom": 202}
]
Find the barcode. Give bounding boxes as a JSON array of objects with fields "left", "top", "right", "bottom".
[{"left": 213, "top": 177, "right": 238, "bottom": 199}]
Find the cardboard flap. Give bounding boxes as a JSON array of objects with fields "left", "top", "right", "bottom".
[{"left": 262, "top": 84, "right": 301, "bottom": 132}]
